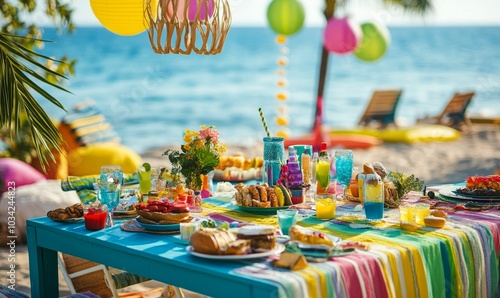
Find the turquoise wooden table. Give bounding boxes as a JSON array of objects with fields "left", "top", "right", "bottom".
[
  {"left": 26, "top": 216, "right": 281, "bottom": 298},
  {"left": 27, "top": 192, "right": 500, "bottom": 298}
]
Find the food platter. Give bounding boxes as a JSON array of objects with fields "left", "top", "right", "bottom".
[
  {"left": 439, "top": 185, "right": 500, "bottom": 201},
  {"left": 231, "top": 199, "right": 289, "bottom": 215},
  {"left": 186, "top": 244, "right": 285, "bottom": 260},
  {"left": 234, "top": 205, "right": 290, "bottom": 215},
  {"left": 135, "top": 217, "right": 180, "bottom": 231}
]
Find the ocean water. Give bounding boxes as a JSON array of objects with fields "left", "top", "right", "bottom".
[{"left": 38, "top": 26, "right": 500, "bottom": 154}]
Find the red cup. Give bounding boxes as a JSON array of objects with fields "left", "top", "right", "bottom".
[{"left": 84, "top": 204, "right": 108, "bottom": 231}]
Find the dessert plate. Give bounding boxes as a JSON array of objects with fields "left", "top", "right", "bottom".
[
  {"left": 135, "top": 217, "right": 180, "bottom": 231},
  {"left": 439, "top": 185, "right": 500, "bottom": 201},
  {"left": 186, "top": 244, "right": 284, "bottom": 260}
]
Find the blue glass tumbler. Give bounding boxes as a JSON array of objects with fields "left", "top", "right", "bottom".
[{"left": 262, "top": 137, "right": 285, "bottom": 186}]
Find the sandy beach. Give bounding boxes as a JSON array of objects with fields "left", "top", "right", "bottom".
[{"left": 1, "top": 123, "right": 499, "bottom": 297}]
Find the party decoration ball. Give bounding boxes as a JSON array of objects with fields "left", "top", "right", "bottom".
[
  {"left": 354, "top": 22, "right": 390, "bottom": 62},
  {"left": 90, "top": 0, "right": 153, "bottom": 36},
  {"left": 323, "top": 17, "right": 362, "bottom": 54},
  {"left": 167, "top": 0, "right": 215, "bottom": 22},
  {"left": 267, "top": 0, "right": 305, "bottom": 36}
]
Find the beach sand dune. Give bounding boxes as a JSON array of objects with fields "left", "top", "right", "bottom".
[{"left": 1, "top": 124, "right": 498, "bottom": 297}]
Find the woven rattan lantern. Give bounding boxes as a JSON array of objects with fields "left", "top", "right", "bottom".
[{"left": 146, "top": 0, "right": 231, "bottom": 55}]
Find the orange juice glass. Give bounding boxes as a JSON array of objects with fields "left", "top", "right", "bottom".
[{"left": 315, "top": 194, "right": 336, "bottom": 220}]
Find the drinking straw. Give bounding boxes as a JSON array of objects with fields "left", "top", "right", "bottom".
[{"left": 258, "top": 107, "right": 271, "bottom": 137}]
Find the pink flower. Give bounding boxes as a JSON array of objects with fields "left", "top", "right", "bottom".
[{"left": 199, "top": 127, "right": 219, "bottom": 143}]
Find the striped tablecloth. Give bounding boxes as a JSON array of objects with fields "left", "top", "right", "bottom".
[{"left": 200, "top": 196, "right": 500, "bottom": 298}]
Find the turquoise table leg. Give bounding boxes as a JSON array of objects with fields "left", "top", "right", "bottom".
[{"left": 27, "top": 226, "right": 59, "bottom": 297}]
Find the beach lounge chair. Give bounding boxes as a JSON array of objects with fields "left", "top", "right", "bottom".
[
  {"left": 59, "top": 253, "right": 184, "bottom": 297},
  {"left": 358, "top": 89, "right": 403, "bottom": 129},
  {"left": 417, "top": 91, "right": 475, "bottom": 130}
]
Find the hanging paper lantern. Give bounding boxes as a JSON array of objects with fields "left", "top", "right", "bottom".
[
  {"left": 267, "top": 0, "right": 305, "bottom": 36},
  {"left": 354, "top": 22, "right": 390, "bottom": 62},
  {"left": 90, "top": 0, "right": 155, "bottom": 36},
  {"left": 323, "top": 17, "right": 361, "bottom": 54}
]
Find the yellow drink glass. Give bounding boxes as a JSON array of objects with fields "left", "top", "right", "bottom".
[
  {"left": 399, "top": 205, "right": 416, "bottom": 222},
  {"left": 138, "top": 166, "right": 152, "bottom": 195},
  {"left": 316, "top": 160, "right": 330, "bottom": 193},
  {"left": 415, "top": 203, "right": 430, "bottom": 225},
  {"left": 315, "top": 194, "right": 336, "bottom": 220}
]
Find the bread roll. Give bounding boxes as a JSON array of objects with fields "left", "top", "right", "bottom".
[
  {"left": 190, "top": 228, "right": 237, "bottom": 255},
  {"left": 400, "top": 221, "right": 419, "bottom": 232},
  {"left": 430, "top": 210, "right": 447, "bottom": 218},
  {"left": 424, "top": 216, "right": 446, "bottom": 228}
]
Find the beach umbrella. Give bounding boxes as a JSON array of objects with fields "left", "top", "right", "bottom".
[
  {"left": 323, "top": 17, "right": 362, "bottom": 54},
  {"left": 354, "top": 22, "right": 391, "bottom": 62},
  {"left": 267, "top": 0, "right": 305, "bottom": 36},
  {"left": 90, "top": 0, "right": 157, "bottom": 36}
]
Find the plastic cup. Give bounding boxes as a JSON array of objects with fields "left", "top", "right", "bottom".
[
  {"left": 277, "top": 209, "right": 298, "bottom": 235},
  {"left": 315, "top": 194, "right": 336, "bottom": 220},
  {"left": 414, "top": 203, "right": 430, "bottom": 225},
  {"left": 180, "top": 221, "right": 201, "bottom": 242}
]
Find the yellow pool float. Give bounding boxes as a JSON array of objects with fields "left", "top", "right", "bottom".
[{"left": 331, "top": 124, "right": 460, "bottom": 143}]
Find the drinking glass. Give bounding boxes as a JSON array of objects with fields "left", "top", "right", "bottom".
[
  {"left": 315, "top": 193, "right": 336, "bottom": 220},
  {"left": 138, "top": 166, "right": 152, "bottom": 200},
  {"left": 99, "top": 165, "right": 123, "bottom": 226},
  {"left": 335, "top": 149, "right": 353, "bottom": 200},
  {"left": 363, "top": 173, "right": 384, "bottom": 220},
  {"left": 277, "top": 209, "right": 298, "bottom": 236},
  {"left": 262, "top": 137, "right": 285, "bottom": 186}
]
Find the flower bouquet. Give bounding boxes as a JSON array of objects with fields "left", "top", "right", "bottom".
[{"left": 163, "top": 125, "right": 226, "bottom": 192}]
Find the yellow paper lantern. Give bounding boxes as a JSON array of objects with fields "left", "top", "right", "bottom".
[
  {"left": 90, "top": 0, "right": 156, "bottom": 36},
  {"left": 275, "top": 116, "right": 289, "bottom": 126}
]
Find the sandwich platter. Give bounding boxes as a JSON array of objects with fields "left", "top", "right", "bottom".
[{"left": 186, "top": 244, "right": 285, "bottom": 260}]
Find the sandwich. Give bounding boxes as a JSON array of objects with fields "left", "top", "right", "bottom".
[
  {"left": 236, "top": 225, "right": 277, "bottom": 252},
  {"left": 190, "top": 228, "right": 251, "bottom": 255}
]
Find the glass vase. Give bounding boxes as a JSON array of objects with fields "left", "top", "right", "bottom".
[{"left": 189, "top": 191, "right": 203, "bottom": 213}]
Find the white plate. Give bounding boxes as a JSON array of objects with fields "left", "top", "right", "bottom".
[
  {"left": 439, "top": 185, "right": 500, "bottom": 201},
  {"left": 186, "top": 244, "right": 285, "bottom": 260}
]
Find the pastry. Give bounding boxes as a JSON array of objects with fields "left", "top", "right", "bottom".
[
  {"left": 424, "top": 216, "right": 446, "bottom": 228},
  {"left": 288, "top": 225, "right": 334, "bottom": 246}
]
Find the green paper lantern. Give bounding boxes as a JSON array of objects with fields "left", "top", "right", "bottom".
[
  {"left": 267, "top": 0, "right": 305, "bottom": 36},
  {"left": 354, "top": 22, "right": 390, "bottom": 62}
]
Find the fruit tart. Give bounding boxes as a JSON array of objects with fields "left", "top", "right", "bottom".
[{"left": 456, "top": 175, "right": 500, "bottom": 196}]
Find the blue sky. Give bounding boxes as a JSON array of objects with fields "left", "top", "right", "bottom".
[{"left": 67, "top": 0, "right": 500, "bottom": 27}]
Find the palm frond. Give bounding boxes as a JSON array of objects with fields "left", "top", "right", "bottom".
[{"left": 0, "top": 31, "right": 70, "bottom": 169}]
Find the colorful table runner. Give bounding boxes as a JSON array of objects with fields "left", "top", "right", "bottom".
[{"left": 200, "top": 197, "right": 500, "bottom": 298}]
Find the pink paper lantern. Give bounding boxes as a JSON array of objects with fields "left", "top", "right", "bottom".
[
  {"left": 323, "top": 17, "right": 362, "bottom": 54},
  {"left": 167, "top": 0, "right": 214, "bottom": 22}
]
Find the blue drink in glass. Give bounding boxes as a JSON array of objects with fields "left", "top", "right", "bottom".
[
  {"left": 99, "top": 165, "right": 123, "bottom": 226},
  {"left": 363, "top": 174, "right": 384, "bottom": 220},
  {"left": 277, "top": 209, "right": 298, "bottom": 236},
  {"left": 364, "top": 201, "right": 384, "bottom": 219},
  {"left": 262, "top": 137, "right": 285, "bottom": 186},
  {"left": 334, "top": 150, "right": 353, "bottom": 200}
]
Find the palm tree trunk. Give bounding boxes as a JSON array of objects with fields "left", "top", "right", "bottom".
[{"left": 312, "top": 0, "right": 336, "bottom": 131}]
